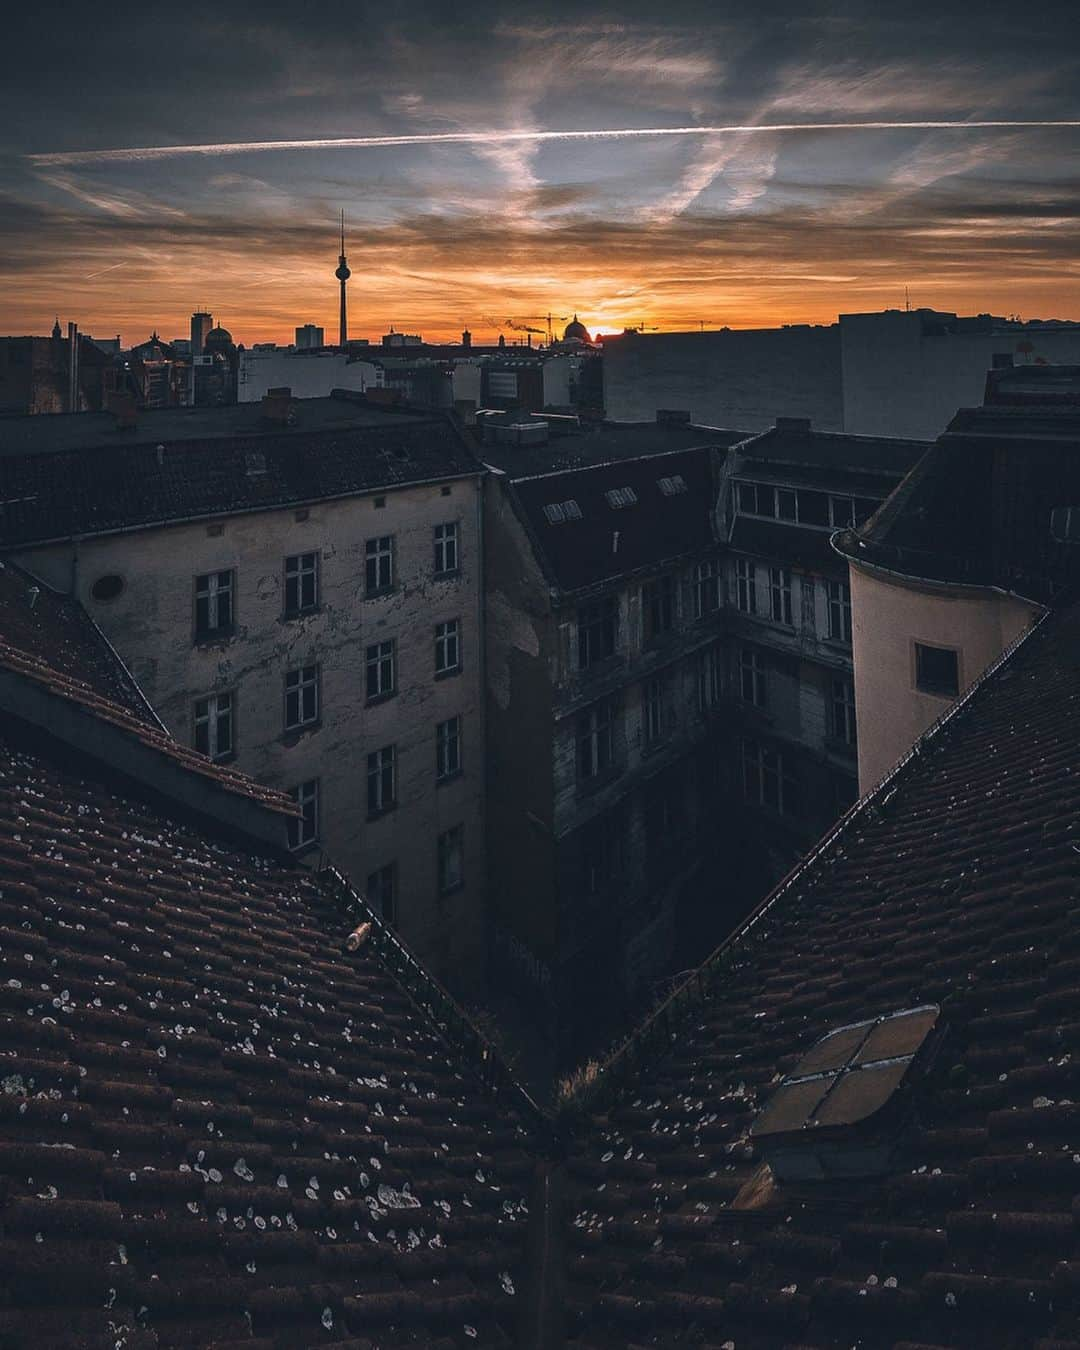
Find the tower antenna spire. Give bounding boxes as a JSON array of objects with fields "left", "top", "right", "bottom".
[{"left": 335, "top": 209, "right": 351, "bottom": 348}]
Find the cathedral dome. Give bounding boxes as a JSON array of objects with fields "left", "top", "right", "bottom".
[
  {"left": 205, "top": 325, "right": 233, "bottom": 347},
  {"left": 562, "top": 314, "right": 591, "bottom": 344}
]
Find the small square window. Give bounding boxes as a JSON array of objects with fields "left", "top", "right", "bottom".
[
  {"left": 374, "top": 495, "right": 387, "bottom": 509},
  {"left": 915, "top": 642, "right": 960, "bottom": 697}
]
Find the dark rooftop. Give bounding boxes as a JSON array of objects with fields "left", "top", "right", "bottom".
[
  {"left": 0, "top": 396, "right": 481, "bottom": 547},
  {"left": 0, "top": 583, "right": 536, "bottom": 1348},
  {"left": 561, "top": 594, "right": 1080, "bottom": 1347},
  {"left": 506, "top": 445, "right": 719, "bottom": 595},
  {"left": 835, "top": 368, "right": 1080, "bottom": 601},
  {"left": 736, "top": 419, "right": 928, "bottom": 478},
  {"left": 478, "top": 417, "right": 746, "bottom": 475}
]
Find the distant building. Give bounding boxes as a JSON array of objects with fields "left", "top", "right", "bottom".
[
  {"left": 0, "top": 329, "right": 117, "bottom": 415},
  {"left": 295, "top": 323, "right": 325, "bottom": 349},
  {"left": 238, "top": 348, "right": 381, "bottom": 402},
  {"left": 382, "top": 330, "right": 424, "bottom": 348},
  {"left": 190, "top": 310, "right": 213, "bottom": 359},
  {"left": 604, "top": 308, "right": 1080, "bottom": 441},
  {"left": 834, "top": 364, "right": 1080, "bottom": 790},
  {"left": 0, "top": 394, "right": 488, "bottom": 993}
]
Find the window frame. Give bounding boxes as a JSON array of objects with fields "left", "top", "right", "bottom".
[
  {"left": 287, "top": 779, "right": 320, "bottom": 851},
  {"left": 577, "top": 596, "right": 618, "bottom": 669},
  {"left": 643, "top": 573, "right": 676, "bottom": 640},
  {"left": 914, "top": 641, "right": 961, "bottom": 697},
  {"left": 366, "top": 744, "right": 397, "bottom": 818},
  {"left": 830, "top": 674, "right": 857, "bottom": 745},
  {"left": 735, "top": 558, "right": 757, "bottom": 616},
  {"left": 364, "top": 535, "right": 395, "bottom": 596},
  {"left": 577, "top": 698, "right": 616, "bottom": 781},
  {"left": 437, "top": 824, "right": 465, "bottom": 895},
  {"left": 768, "top": 566, "right": 794, "bottom": 626},
  {"left": 434, "top": 618, "right": 462, "bottom": 676},
  {"left": 825, "top": 578, "right": 853, "bottom": 644},
  {"left": 433, "top": 521, "right": 460, "bottom": 576},
  {"left": 283, "top": 551, "right": 320, "bottom": 616},
  {"left": 193, "top": 690, "right": 234, "bottom": 761},
  {"left": 697, "top": 644, "right": 722, "bottom": 713},
  {"left": 739, "top": 647, "right": 768, "bottom": 708},
  {"left": 283, "top": 662, "right": 320, "bottom": 732},
  {"left": 365, "top": 639, "right": 397, "bottom": 702},
  {"left": 193, "top": 569, "right": 234, "bottom": 641},
  {"left": 691, "top": 559, "right": 720, "bottom": 621},
  {"left": 436, "top": 715, "right": 463, "bottom": 782}
]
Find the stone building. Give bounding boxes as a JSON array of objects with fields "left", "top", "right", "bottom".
[
  {"left": 0, "top": 392, "right": 487, "bottom": 992},
  {"left": 483, "top": 416, "right": 924, "bottom": 1056},
  {"left": 716, "top": 417, "right": 927, "bottom": 852}
]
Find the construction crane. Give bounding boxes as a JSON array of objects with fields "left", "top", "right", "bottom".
[{"left": 512, "top": 313, "right": 570, "bottom": 342}]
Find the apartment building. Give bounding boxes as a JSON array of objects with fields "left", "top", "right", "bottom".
[
  {"left": 484, "top": 416, "right": 925, "bottom": 1056},
  {"left": 717, "top": 417, "right": 927, "bottom": 846},
  {"left": 0, "top": 392, "right": 487, "bottom": 991},
  {"left": 834, "top": 364, "right": 1080, "bottom": 791}
]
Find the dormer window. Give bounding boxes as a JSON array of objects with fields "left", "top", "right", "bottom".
[
  {"left": 604, "top": 486, "right": 638, "bottom": 509},
  {"left": 543, "top": 500, "right": 583, "bottom": 524},
  {"left": 752, "top": 1004, "right": 942, "bottom": 1181}
]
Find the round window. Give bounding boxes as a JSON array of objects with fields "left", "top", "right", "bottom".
[{"left": 90, "top": 574, "right": 125, "bottom": 603}]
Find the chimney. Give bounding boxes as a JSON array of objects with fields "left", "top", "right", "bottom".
[
  {"left": 67, "top": 321, "right": 79, "bottom": 413},
  {"left": 107, "top": 391, "right": 137, "bottom": 431},
  {"left": 261, "top": 387, "right": 295, "bottom": 425}
]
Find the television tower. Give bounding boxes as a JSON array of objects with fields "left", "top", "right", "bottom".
[{"left": 335, "top": 210, "right": 351, "bottom": 348}]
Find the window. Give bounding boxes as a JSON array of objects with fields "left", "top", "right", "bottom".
[
  {"left": 768, "top": 567, "right": 793, "bottom": 625},
  {"left": 642, "top": 676, "right": 665, "bottom": 745},
  {"left": 691, "top": 560, "right": 720, "bottom": 620},
  {"left": 658, "top": 474, "right": 687, "bottom": 496},
  {"left": 435, "top": 619, "right": 462, "bottom": 675},
  {"left": 737, "top": 481, "right": 765, "bottom": 515},
  {"left": 798, "top": 491, "right": 830, "bottom": 527},
  {"left": 829, "top": 495, "right": 856, "bottom": 529},
  {"left": 826, "top": 580, "right": 852, "bottom": 643},
  {"left": 776, "top": 488, "right": 797, "bottom": 522},
  {"left": 366, "top": 640, "right": 396, "bottom": 700},
  {"left": 581, "top": 813, "right": 622, "bottom": 898},
  {"left": 367, "top": 862, "right": 396, "bottom": 925},
  {"left": 284, "top": 664, "right": 319, "bottom": 730},
  {"left": 436, "top": 716, "right": 462, "bottom": 781},
  {"left": 801, "top": 576, "right": 817, "bottom": 632},
  {"left": 831, "top": 676, "right": 857, "bottom": 745},
  {"left": 434, "top": 522, "right": 459, "bottom": 575},
  {"left": 366, "top": 745, "right": 396, "bottom": 816},
  {"left": 736, "top": 559, "right": 757, "bottom": 615},
  {"left": 90, "top": 574, "right": 124, "bottom": 603},
  {"left": 578, "top": 597, "right": 617, "bottom": 669},
  {"left": 437, "top": 824, "right": 465, "bottom": 894},
  {"left": 697, "top": 645, "right": 722, "bottom": 712},
  {"left": 577, "top": 699, "right": 615, "bottom": 780},
  {"left": 288, "top": 779, "right": 319, "bottom": 850},
  {"left": 365, "top": 536, "right": 394, "bottom": 594},
  {"left": 284, "top": 552, "right": 319, "bottom": 615},
  {"left": 193, "top": 691, "right": 233, "bottom": 761},
  {"left": 543, "top": 499, "right": 583, "bottom": 524},
  {"left": 604, "top": 486, "right": 638, "bottom": 509},
  {"left": 194, "top": 570, "right": 233, "bottom": 638},
  {"left": 915, "top": 642, "right": 960, "bottom": 697},
  {"left": 740, "top": 648, "right": 767, "bottom": 707},
  {"left": 643, "top": 575, "right": 675, "bottom": 639},
  {"left": 742, "top": 740, "right": 799, "bottom": 816}
]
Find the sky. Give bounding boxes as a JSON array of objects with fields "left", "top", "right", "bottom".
[{"left": 2, "top": 0, "right": 1080, "bottom": 346}]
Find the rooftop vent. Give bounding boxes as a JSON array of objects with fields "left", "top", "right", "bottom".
[
  {"left": 751, "top": 1004, "right": 942, "bottom": 1182},
  {"left": 543, "top": 500, "right": 583, "bottom": 524},
  {"left": 604, "top": 486, "right": 638, "bottom": 509},
  {"left": 658, "top": 474, "right": 688, "bottom": 496}
]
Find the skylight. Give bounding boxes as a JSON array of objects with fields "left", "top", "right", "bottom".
[
  {"left": 543, "top": 499, "right": 583, "bottom": 524},
  {"left": 658, "top": 475, "right": 687, "bottom": 496},
  {"left": 604, "top": 486, "right": 638, "bottom": 509},
  {"left": 751, "top": 1004, "right": 941, "bottom": 1180}
]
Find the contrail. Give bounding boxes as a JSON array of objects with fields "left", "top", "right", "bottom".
[
  {"left": 84, "top": 261, "right": 127, "bottom": 279},
  {"left": 27, "top": 120, "right": 1080, "bottom": 167}
]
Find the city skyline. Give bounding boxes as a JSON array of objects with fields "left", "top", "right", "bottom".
[{"left": 3, "top": 0, "right": 1080, "bottom": 343}]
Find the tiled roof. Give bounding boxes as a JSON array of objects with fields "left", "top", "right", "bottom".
[
  {"left": 0, "top": 407, "right": 480, "bottom": 547},
  {"left": 737, "top": 425, "right": 927, "bottom": 478},
  {"left": 561, "top": 598, "right": 1080, "bottom": 1348},
  {"left": 478, "top": 421, "right": 746, "bottom": 475},
  {"left": 506, "top": 447, "right": 718, "bottom": 595},
  {"left": 0, "top": 727, "right": 534, "bottom": 1348},
  {"left": 0, "top": 636, "right": 296, "bottom": 818},
  {"left": 0, "top": 560, "right": 155, "bottom": 724}
]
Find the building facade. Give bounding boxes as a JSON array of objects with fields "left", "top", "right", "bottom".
[
  {"left": 0, "top": 395, "right": 488, "bottom": 992},
  {"left": 483, "top": 418, "right": 924, "bottom": 1057}
]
